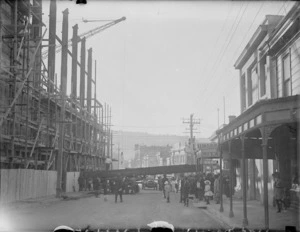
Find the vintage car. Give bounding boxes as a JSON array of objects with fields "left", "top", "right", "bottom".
[{"left": 143, "top": 179, "right": 158, "bottom": 190}]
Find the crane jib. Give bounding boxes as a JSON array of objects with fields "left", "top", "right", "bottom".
[{"left": 42, "top": 16, "right": 126, "bottom": 60}]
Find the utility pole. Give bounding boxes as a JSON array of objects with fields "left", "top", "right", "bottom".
[{"left": 182, "top": 114, "right": 201, "bottom": 168}]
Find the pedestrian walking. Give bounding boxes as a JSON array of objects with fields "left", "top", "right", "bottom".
[
  {"left": 179, "top": 176, "right": 184, "bottom": 203},
  {"left": 182, "top": 177, "right": 191, "bottom": 207},
  {"left": 204, "top": 180, "right": 213, "bottom": 204},
  {"left": 171, "top": 178, "right": 176, "bottom": 192},
  {"left": 114, "top": 175, "right": 124, "bottom": 203},
  {"left": 78, "top": 175, "right": 84, "bottom": 191},
  {"left": 213, "top": 174, "right": 220, "bottom": 204},
  {"left": 93, "top": 176, "right": 100, "bottom": 198},
  {"left": 196, "top": 177, "right": 202, "bottom": 201},
  {"left": 102, "top": 178, "right": 108, "bottom": 201},
  {"left": 273, "top": 172, "right": 287, "bottom": 213},
  {"left": 175, "top": 179, "right": 179, "bottom": 193},
  {"left": 161, "top": 174, "right": 168, "bottom": 199},
  {"left": 199, "top": 175, "right": 205, "bottom": 201},
  {"left": 87, "top": 178, "right": 93, "bottom": 191},
  {"left": 164, "top": 179, "right": 172, "bottom": 203}
]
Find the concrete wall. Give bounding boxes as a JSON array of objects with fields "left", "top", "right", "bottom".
[{"left": 0, "top": 169, "right": 57, "bottom": 204}]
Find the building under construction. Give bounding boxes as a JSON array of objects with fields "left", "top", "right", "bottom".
[{"left": 0, "top": 0, "right": 120, "bottom": 173}]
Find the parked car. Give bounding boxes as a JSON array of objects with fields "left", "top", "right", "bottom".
[{"left": 143, "top": 179, "right": 158, "bottom": 190}]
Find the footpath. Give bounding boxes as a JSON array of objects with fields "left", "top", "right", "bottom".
[
  {"left": 2, "top": 191, "right": 94, "bottom": 211},
  {"left": 194, "top": 196, "right": 299, "bottom": 231}
]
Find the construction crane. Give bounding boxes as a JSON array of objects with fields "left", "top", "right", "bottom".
[{"left": 42, "top": 16, "right": 126, "bottom": 60}]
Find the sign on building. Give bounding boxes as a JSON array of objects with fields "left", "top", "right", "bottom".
[{"left": 197, "top": 143, "right": 219, "bottom": 158}]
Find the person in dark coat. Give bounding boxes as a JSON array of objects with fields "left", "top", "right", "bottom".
[
  {"left": 223, "top": 175, "right": 230, "bottom": 198},
  {"left": 93, "top": 176, "right": 100, "bottom": 198},
  {"left": 78, "top": 175, "right": 84, "bottom": 191},
  {"left": 114, "top": 175, "right": 124, "bottom": 203},
  {"left": 102, "top": 178, "right": 107, "bottom": 195},
  {"left": 182, "top": 177, "right": 191, "bottom": 207},
  {"left": 273, "top": 172, "right": 287, "bottom": 213}
]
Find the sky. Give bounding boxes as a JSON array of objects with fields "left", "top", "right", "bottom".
[{"left": 41, "top": 0, "right": 294, "bottom": 138}]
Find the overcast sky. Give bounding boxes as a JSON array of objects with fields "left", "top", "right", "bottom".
[{"left": 42, "top": 0, "right": 294, "bottom": 138}]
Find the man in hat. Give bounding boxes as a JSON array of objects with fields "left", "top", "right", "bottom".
[
  {"left": 182, "top": 176, "right": 191, "bottom": 206},
  {"left": 114, "top": 174, "right": 124, "bottom": 203},
  {"left": 273, "top": 172, "right": 287, "bottom": 213}
]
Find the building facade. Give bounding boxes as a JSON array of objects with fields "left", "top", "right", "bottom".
[
  {"left": 216, "top": 3, "right": 300, "bottom": 229},
  {"left": 0, "top": 0, "right": 108, "bottom": 172},
  {"left": 170, "top": 142, "right": 191, "bottom": 165},
  {"left": 133, "top": 145, "right": 171, "bottom": 168}
]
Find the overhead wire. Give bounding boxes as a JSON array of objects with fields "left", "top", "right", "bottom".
[
  {"left": 209, "top": 1, "right": 265, "bottom": 107},
  {"left": 199, "top": 2, "right": 249, "bottom": 108},
  {"left": 207, "top": 1, "right": 292, "bottom": 113},
  {"left": 199, "top": 2, "right": 234, "bottom": 80},
  {"left": 219, "top": 1, "right": 291, "bottom": 99},
  {"left": 198, "top": 1, "right": 245, "bottom": 93}
]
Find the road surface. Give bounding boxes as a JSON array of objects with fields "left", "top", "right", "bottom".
[{"left": 3, "top": 190, "right": 225, "bottom": 231}]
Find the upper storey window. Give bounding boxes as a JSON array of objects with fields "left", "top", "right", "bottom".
[
  {"left": 283, "top": 53, "right": 291, "bottom": 96},
  {"left": 251, "top": 66, "right": 259, "bottom": 104}
]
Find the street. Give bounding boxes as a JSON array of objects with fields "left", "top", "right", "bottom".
[{"left": 4, "top": 190, "right": 225, "bottom": 231}]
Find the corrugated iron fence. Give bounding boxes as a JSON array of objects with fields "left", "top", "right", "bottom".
[
  {"left": 66, "top": 172, "right": 80, "bottom": 192},
  {"left": 0, "top": 169, "right": 57, "bottom": 204}
]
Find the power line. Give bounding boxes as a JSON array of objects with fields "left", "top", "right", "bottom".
[
  {"left": 202, "top": 1, "right": 295, "bottom": 117},
  {"left": 200, "top": 2, "right": 249, "bottom": 106},
  {"left": 214, "top": 1, "right": 292, "bottom": 107},
  {"left": 198, "top": 2, "right": 246, "bottom": 100},
  {"left": 200, "top": 2, "right": 234, "bottom": 78},
  {"left": 229, "top": 1, "right": 265, "bottom": 65},
  {"left": 204, "top": 2, "right": 263, "bottom": 108}
]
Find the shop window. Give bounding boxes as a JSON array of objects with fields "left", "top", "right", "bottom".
[{"left": 283, "top": 54, "right": 291, "bottom": 96}]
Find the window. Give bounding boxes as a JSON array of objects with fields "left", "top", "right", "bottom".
[
  {"left": 260, "top": 57, "right": 267, "bottom": 97},
  {"left": 283, "top": 54, "right": 291, "bottom": 96},
  {"left": 247, "top": 70, "right": 253, "bottom": 106},
  {"left": 241, "top": 74, "right": 246, "bottom": 111},
  {"left": 251, "top": 66, "right": 259, "bottom": 104}
]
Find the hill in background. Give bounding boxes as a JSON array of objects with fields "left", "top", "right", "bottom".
[{"left": 112, "top": 131, "right": 210, "bottom": 160}]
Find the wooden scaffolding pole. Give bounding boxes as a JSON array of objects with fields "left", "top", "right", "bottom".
[{"left": 56, "top": 8, "right": 69, "bottom": 198}]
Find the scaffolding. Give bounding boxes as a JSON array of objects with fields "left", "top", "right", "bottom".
[{"left": 0, "top": 0, "right": 112, "bottom": 181}]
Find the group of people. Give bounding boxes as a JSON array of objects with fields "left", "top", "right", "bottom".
[
  {"left": 159, "top": 172, "right": 233, "bottom": 206},
  {"left": 78, "top": 174, "right": 135, "bottom": 203}
]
